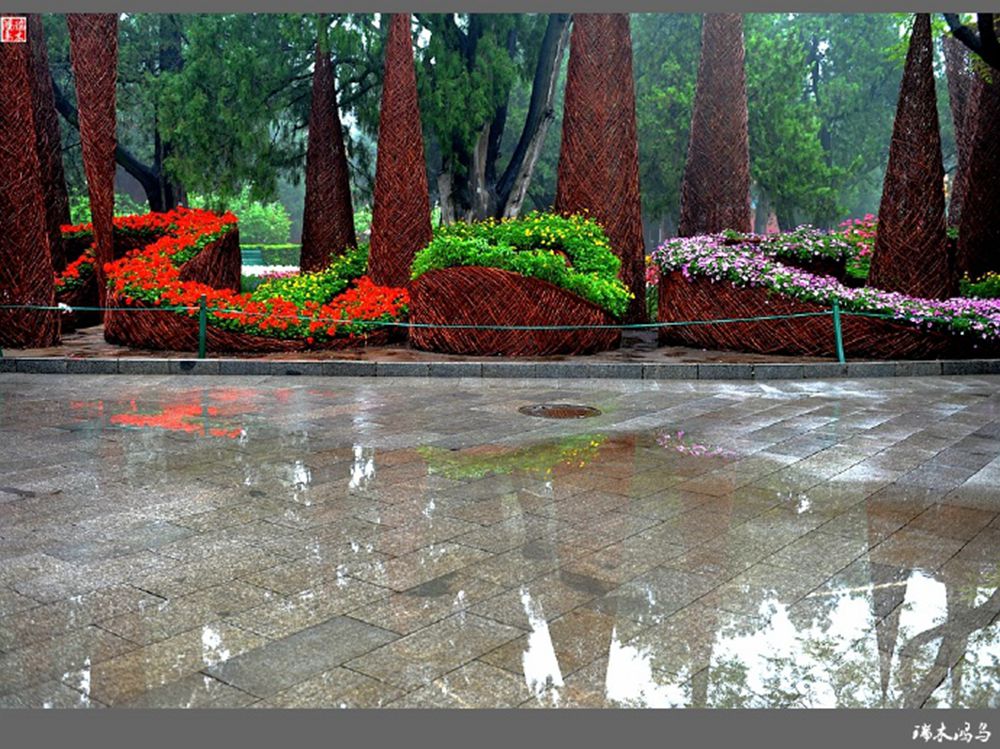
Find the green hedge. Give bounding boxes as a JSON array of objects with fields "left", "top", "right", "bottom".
[{"left": 241, "top": 244, "right": 302, "bottom": 266}]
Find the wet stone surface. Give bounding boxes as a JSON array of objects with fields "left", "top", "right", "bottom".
[{"left": 0, "top": 373, "right": 998, "bottom": 708}]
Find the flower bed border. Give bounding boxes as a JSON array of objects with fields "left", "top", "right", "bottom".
[
  {"left": 658, "top": 271, "right": 999, "bottom": 359},
  {"left": 410, "top": 266, "right": 621, "bottom": 356}
]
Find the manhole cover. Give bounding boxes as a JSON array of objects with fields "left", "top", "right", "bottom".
[{"left": 518, "top": 403, "right": 602, "bottom": 419}]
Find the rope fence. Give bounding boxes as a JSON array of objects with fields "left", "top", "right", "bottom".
[{"left": 0, "top": 299, "right": 937, "bottom": 365}]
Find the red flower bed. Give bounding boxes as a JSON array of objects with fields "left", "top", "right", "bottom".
[{"left": 58, "top": 208, "right": 407, "bottom": 352}]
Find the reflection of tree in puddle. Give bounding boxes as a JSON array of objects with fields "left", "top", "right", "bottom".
[{"left": 589, "top": 564, "right": 999, "bottom": 708}]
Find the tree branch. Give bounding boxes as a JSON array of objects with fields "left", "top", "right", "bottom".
[{"left": 944, "top": 13, "right": 1000, "bottom": 69}]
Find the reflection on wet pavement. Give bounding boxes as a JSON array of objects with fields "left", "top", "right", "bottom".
[{"left": 0, "top": 373, "right": 998, "bottom": 708}]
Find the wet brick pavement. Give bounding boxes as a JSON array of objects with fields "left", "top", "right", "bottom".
[{"left": 0, "top": 373, "right": 997, "bottom": 708}]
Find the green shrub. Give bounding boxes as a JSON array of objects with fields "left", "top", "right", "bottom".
[
  {"left": 961, "top": 271, "right": 1000, "bottom": 299},
  {"left": 410, "top": 212, "right": 632, "bottom": 317},
  {"left": 69, "top": 193, "right": 149, "bottom": 225},
  {"left": 190, "top": 187, "right": 292, "bottom": 244},
  {"left": 250, "top": 244, "right": 369, "bottom": 306},
  {"left": 239, "top": 244, "right": 301, "bottom": 265}
]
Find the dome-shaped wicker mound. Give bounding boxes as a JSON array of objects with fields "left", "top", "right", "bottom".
[{"left": 410, "top": 266, "right": 621, "bottom": 356}]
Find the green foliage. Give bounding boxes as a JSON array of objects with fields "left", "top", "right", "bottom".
[
  {"left": 68, "top": 193, "right": 149, "bottom": 225},
  {"left": 250, "top": 243, "right": 368, "bottom": 305},
  {"left": 745, "top": 15, "right": 843, "bottom": 226},
  {"left": 190, "top": 187, "right": 292, "bottom": 244},
  {"left": 410, "top": 212, "right": 633, "bottom": 317},
  {"left": 961, "top": 272, "right": 1000, "bottom": 299},
  {"left": 632, "top": 14, "right": 700, "bottom": 225}
]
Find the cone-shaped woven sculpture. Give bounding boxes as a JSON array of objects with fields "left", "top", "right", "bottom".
[
  {"left": 554, "top": 13, "right": 646, "bottom": 323},
  {"left": 943, "top": 35, "right": 973, "bottom": 227},
  {"left": 0, "top": 37, "right": 59, "bottom": 348},
  {"left": 868, "top": 14, "right": 954, "bottom": 299},
  {"left": 67, "top": 13, "right": 118, "bottom": 309},
  {"left": 956, "top": 72, "right": 1000, "bottom": 280},
  {"left": 28, "top": 14, "right": 71, "bottom": 273},
  {"left": 368, "top": 13, "right": 432, "bottom": 288},
  {"left": 677, "top": 14, "right": 752, "bottom": 237},
  {"left": 300, "top": 42, "right": 357, "bottom": 273}
]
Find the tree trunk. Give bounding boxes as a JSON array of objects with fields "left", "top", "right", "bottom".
[
  {"left": 368, "top": 13, "right": 432, "bottom": 287},
  {"left": 956, "top": 72, "right": 1000, "bottom": 280},
  {"left": 678, "top": 14, "right": 752, "bottom": 236},
  {"left": 555, "top": 13, "right": 647, "bottom": 323},
  {"left": 153, "top": 15, "right": 186, "bottom": 211},
  {"left": 300, "top": 41, "right": 358, "bottom": 272},
  {"left": 868, "top": 14, "right": 955, "bottom": 300},
  {"left": 27, "top": 15, "right": 71, "bottom": 273},
  {"left": 67, "top": 13, "right": 118, "bottom": 311},
  {"left": 497, "top": 13, "right": 571, "bottom": 218},
  {"left": 0, "top": 28, "right": 60, "bottom": 347},
  {"left": 943, "top": 34, "right": 974, "bottom": 227}
]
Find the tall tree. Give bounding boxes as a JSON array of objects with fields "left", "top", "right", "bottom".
[
  {"left": 868, "top": 14, "right": 955, "bottom": 299},
  {"left": 67, "top": 13, "right": 118, "bottom": 309},
  {"left": 554, "top": 13, "right": 646, "bottom": 323},
  {"left": 678, "top": 13, "right": 752, "bottom": 236},
  {"left": 300, "top": 31, "right": 357, "bottom": 272},
  {"left": 0, "top": 28, "right": 59, "bottom": 348},
  {"left": 27, "top": 14, "right": 71, "bottom": 273},
  {"left": 368, "top": 13, "right": 432, "bottom": 287},
  {"left": 415, "top": 13, "right": 570, "bottom": 221}
]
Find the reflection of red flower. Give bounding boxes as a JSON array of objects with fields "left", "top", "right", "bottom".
[{"left": 71, "top": 393, "right": 255, "bottom": 439}]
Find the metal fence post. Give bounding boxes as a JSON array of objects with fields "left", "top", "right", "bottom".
[
  {"left": 831, "top": 299, "right": 846, "bottom": 365},
  {"left": 198, "top": 295, "right": 207, "bottom": 360}
]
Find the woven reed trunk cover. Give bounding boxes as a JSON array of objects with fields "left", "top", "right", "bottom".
[
  {"left": 368, "top": 13, "right": 432, "bottom": 288},
  {"left": 677, "top": 14, "right": 752, "bottom": 237},
  {"left": 868, "top": 14, "right": 954, "bottom": 300},
  {"left": 657, "top": 272, "right": 990, "bottom": 359},
  {"left": 410, "top": 267, "right": 621, "bottom": 356},
  {"left": 554, "top": 14, "right": 646, "bottom": 324},
  {"left": 0, "top": 37, "right": 59, "bottom": 348},
  {"left": 300, "top": 43, "right": 357, "bottom": 273},
  {"left": 956, "top": 71, "right": 1000, "bottom": 280},
  {"left": 67, "top": 14, "right": 118, "bottom": 309},
  {"left": 28, "top": 15, "right": 71, "bottom": 274},
  {"left": 177, "top": 226, "right": 242, "bottom": 291},
  {"left": 943, "top": 35, "right": 973, "bottom": 227}
]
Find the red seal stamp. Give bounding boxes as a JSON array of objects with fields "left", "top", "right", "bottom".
[{"left": 1, "top": 16, "right": 27, "bottom": 43}]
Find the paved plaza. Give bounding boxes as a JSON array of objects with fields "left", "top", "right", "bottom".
[{"left": 0, "top": 373, "right": 997, "bottom": 708}]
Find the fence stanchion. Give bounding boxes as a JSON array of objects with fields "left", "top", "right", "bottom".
[
  {"left": 831, "top": 299, "right": 846, "bottom": 364},
  {"left": 198, "top": 295, "right": 207, "bottom": 360}
]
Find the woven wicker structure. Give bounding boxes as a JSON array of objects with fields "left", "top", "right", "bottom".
[
  {"left": 67, "top": 14, "right": 118, "bottom": 308},
  {"left": 943, "top": 35, "right": 973, "bottom": 227},
  {"left": 0, "top": 35, "right": 59, "bottom": 348},
  {"left": 105, "top": 299, "right": 389, "bottom": 353},
  {"left": 28, "top": 14, "right": 71, "bottom": 274},
  {"left": 368, "top": 13, "right": 432, "bottom": 288},
  {"left": 102, "top": 227, "right": 383, "bottom": 353},
  {"left": 177, "top": 227, "right": 242, "bottom": 291},
  {"left": 554, "top": 14, "right": 646, "bottom": 323},
  {"left": 868, "top": 14, "right": 954, "bottom": 300},
  {"left": 300, "top": 42, "right": 357, "bottom": 273},
  {"left": 677, "top": 14, "right": 752, "bottom": 237},
  {"left": 410, "top": 267, "right": 621, "bottom": 356},
  {"left": 956, "top": 72, "right": 1000, "bottom": 280},
  {"left": 657, "top": 271, "right": 995, "bottom": 359}
]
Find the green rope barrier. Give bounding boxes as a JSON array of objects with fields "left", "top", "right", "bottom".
[
  {"left": 831, "top": 299, "right": 847, "bottom": 364},
  {"left": 197, "top": 295, "right": 208, "bottom": 360}
]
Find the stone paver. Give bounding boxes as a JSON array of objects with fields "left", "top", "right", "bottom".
[{"left": 0, "top": 373, "right": 997, "bottom": 708}]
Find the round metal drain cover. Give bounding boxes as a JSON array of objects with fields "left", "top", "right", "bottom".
[{"left": 518, "top": 403, "right": 602, "bottom": 419}]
